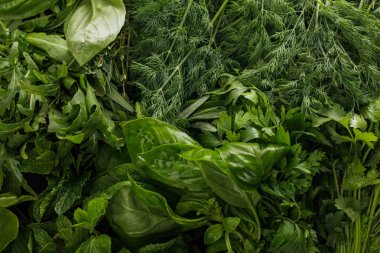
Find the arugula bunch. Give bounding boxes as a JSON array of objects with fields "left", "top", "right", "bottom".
[{"left": 0, "top": 0, "right": 133, "bottom": 251}]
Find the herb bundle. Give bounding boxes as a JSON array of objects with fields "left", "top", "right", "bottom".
[{"left": 1, "top": 0, "right": 380, "bottom": 253}]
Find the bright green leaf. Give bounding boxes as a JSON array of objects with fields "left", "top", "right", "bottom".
[
  {"left": 64, "top": 0, "right": 126, "bottom": 65},
  {"left": 0, "top": 207, "right": 19, "bottom": 251},
  {"left": 204, "top": 224, "right": 224, "bottom": 245}
]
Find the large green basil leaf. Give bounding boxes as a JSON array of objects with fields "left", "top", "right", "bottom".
[
  {"left": 0, "top": 207, "right": 19, "bottom": 251},
  {"left": 217, "top": 143, "right": 288, "bottom": 188},
  {"left": 138, "top": 144, "right": 208, "bottom": 192},
  {"left": 122, "top": 118, "right": 199, "bottom": 163},
  {"left": 25, "top": 33, "right": 74, "bottom": 63},
  {"left": 0, "top": 0, "right": 58, "bottom": 20},
  {"left": 107, "top": 180, "right": 206, "bottom": 241},
  {"left": 181, "top": 149, "right": 251, "bottom": 208},
  {"left": 64, "top": 0, "right": 126, "bottom": 65}
]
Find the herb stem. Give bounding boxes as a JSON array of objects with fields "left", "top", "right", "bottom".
[
  {"left": 210, "top": 0, "right": 230, "bottom": 28},
  {"left": 359, "top": 0, "right": 365, "bottom": 9},
  {"left": 361, "top": 185, "right": 380, "bottom": 253},
  {"left": 225, "top": 232, "right": 233, "bottom": 253},
  {"left": 160, "top": 50, "right": 192, "bottom": 91},
  {"left": 165, "top": 0, "right": 194, "bottom": 62},
  {"left": 332, "top": 160, "right": 340, "bottom": 197}
]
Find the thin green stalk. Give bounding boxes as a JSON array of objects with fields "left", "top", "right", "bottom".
[
  {"left": 354, "top": 213, "right": 361, "bottom": 253},
  {"left": 261, "top": 198, "right": 280, "bottom": 216},
  {"left": 359, "top": 0, "right": 365, "bottom": 9},
  {"left": 165, "top": 0, "right": 194, "bottom": 62},
  {"left": 361, "top": 185, "right": 380, "bottom": 253},
  {"left": 225, "top": 232, "right": 233, "bottom": 253},
  {"left": 160, "top": 50, "right": 192, "bottom": 90},
  {"left": 210, "top": 0, "right": 230, "bottom": 28},
  {"left": 332, "top": 161, "right": 340, "bottom": 197},
  {"left": 244, "top": 192, "right": 261, "bottom": 240}
]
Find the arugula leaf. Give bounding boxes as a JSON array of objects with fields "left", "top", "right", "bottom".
[
  {"left": 0, "top": 0, "right": 58, "bottom": 20},
  {"left": 25, "top": 33, "right": 74, "bottom": 63}
]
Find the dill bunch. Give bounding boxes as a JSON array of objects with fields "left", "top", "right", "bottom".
[
  {"left": 127, "top": 0, "right": 380, "bottom": 119},
  {"left": 128, "top": 0, "right": 235, "bottom": 121},
  {"left": 219, "top": 0, "right": 380, "bottom": 114}
]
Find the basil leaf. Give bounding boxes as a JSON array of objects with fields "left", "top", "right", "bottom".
[
  {"left": 204, "top": 224, "right": 224, "bottom": 245},
  {"left": 217, "top": 142, "right": 288, "bottom": 188},
  {"left": 64, "top": 0, "right": 126, "bottom": 65},
  {"left": 138, "top": 144, "right": 208, "bottom": 192},
  {"left": 0, "top": 207, "right": 19, "bottom": 251},
  {"left": 181, "top": 149, "right": 250, "bottom": 208},
  {"left": 107, "top": 180, "right": 206, "bottom": 240},
  {"left": 122, "top": 118, "right": 199, "bottom": 163}
]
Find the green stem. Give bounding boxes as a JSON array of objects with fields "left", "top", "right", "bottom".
[
  {"left": 160, "top": 50, "right": 192, "bottom": 90},
  {"left": 332, "top": 161, "right": 340, "bottom": 197},
  {"left": 315, "top": 2, "right": 320, "bottom": 27},
  {"left": 244, "top": 192, "right": 261, "bottom": 240},
  {"left": 165, "top": 0, "right": 194, "bottom": 62},
  {"left": 361, "top": 185, "right": 380, "bottom": 253},
  {"left": 359, "top": 0, "right": 365, "bottom": 9},
  {"left": 225, "top": 232, "right": 233, "bottom": 253},
  {"left": 210, "top": 0, "right": 230, "bottom": 28},
  {"left": 261, "top": 198, "right": 280, "bottom": 216}
]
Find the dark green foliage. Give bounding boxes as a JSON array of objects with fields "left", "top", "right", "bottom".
[{"left": 1, "top": 0, "right": 380, "bottom": 252}]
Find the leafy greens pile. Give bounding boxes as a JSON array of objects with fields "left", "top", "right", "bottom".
[{"left": 1, "top": 0, "right": 380, "bottom": 253}]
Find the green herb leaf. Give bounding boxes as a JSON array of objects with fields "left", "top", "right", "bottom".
[
  {"left": 138, "top": 144, "right": 208, "bottom": 192},
  {"left": 204, "top": 224, "right": 224, "bottom": 245},
  {"left": 75, "top": 234, "right": 111, "bottom": 253},
  {"left": 25, "top": 33, "right": 74, "bottom": 63},
  {"left": 0, "top": 207, "right": 19, "bottom": 251},
  {"left": 0, "top": 0, "right": 58, "bottom": 20},
  {"left": 74, "top": 196, "right": 108, "bottom": 231},
  {"left": 64, "top": 0, "right": 126, "bottom": 65}
]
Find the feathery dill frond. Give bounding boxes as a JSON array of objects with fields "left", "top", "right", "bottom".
[{"left": 129, "top": 0, "right": 231, "bottom": 121}]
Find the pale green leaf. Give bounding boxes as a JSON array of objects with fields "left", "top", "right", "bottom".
[{"left": 64, "top": 0, "right": 126, "bottom": 65}]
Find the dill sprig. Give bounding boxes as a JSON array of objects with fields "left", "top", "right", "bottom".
[
  {"left": 128, "top": 0, "right": 234, "bottom": 121},
  {"left": 128, "top": 0, "right": 380, "bottom": 119}
]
